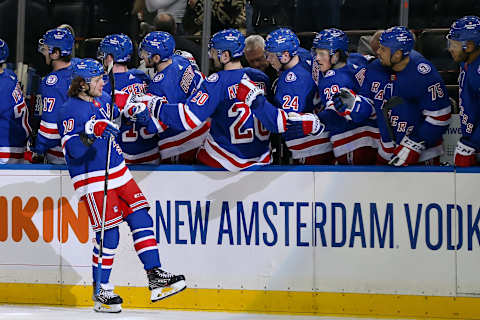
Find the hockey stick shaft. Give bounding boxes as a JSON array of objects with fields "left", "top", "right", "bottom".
[{"left": 95, "top": 61, "right": 116, "bottom": 295}]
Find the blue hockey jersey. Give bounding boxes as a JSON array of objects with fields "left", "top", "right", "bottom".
[
  {"left": 358, "top": 50, "right": 451, "bottom": 162},
  {"left": 457, "top": 56, "right": 480, "bottom": 150},
  {"left": 147, "top": 54, "right": 208, "bottom": 160},
  {"left": 36, "top": 65, "right": 73, "bottom": 164},
  {"left": 316, "top": 63, "right": 379, "bottom": 158},
  {"left": 58, "top": 92, "right": 131, "bottom": 196},
  {"left": 0, "top": 70, "right": 31, "bottom": 163},
  {"left": 153, "top": 67, "right": 286, "bottom": 171},
  {"left": 102, "top": 69, "right": 160, "bottom": 165},
  {"left": 273, "top": 62, "right": 332, "bottom": 159}
]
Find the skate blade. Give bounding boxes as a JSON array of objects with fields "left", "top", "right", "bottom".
[
  {"left": 151, "top": 280, "right": 187, "bottom": 302},
  {"left": 93, "top": 302, "right": 122, "bottom": 313}
]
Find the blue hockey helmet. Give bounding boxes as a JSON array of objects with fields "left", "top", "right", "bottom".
[
  {"left": 379, "top": 26, "right": 414, "bottom": 57},
  {"left": 265, "top": 28, "right": 300, "bottom": 57},
  {"left": 208, "top": 29, "right": 245, "bottom": 59},
  {"left": 97, "top": 34, "right": 133, "bottom": 63},
  {"left": 0, "top": 39, "right": 9, "bottom": 64},
  {"left": 38, "top": 28, "right": 74, "bottom": 56},
  {"left": 447, "top": 16, "right": 480, "bottom": 46},
  {"left": 139, "top": 31, "right": 175, "bottom": 61},
  {"left": 312, "top": 28, "right": 349, "bottom": 56},
  {"left": 72, "top": 58, "right": 104, "bottom": 83}
]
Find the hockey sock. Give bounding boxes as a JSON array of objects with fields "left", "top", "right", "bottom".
[
  {"left": 125, "top": 208, "right": 161, "bottom": 270},
  {"left": 93, "top": 226, "right": 119, "bottom": 284}
]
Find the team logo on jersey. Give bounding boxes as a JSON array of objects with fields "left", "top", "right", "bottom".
[
  {"left": 285, "top": 71, "right": 297, "bottom": 83},
  {"left": 417, "top": 63, "right": 431, "bottom": 75},
  {"left": 46, "top": 75, "right": 58, "bottom": 85},
  {"left": 206, "top": 73, "right": 219, "bottom": 82},
  {"left": 325, "top": 70, "right": 335, "bottom": 77},
  {"left": 128, "top": 74, "right": 135, "bottom": 80},
  {"left": 153, "top": 73, "right": 164, "bottom": 82}
]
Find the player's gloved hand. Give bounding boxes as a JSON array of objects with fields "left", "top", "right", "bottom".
[
  {"left": 389, "top": 135, "right": 425, "bottom": 166},
  {"left": 286, "top": 112, "right": 325, "bottom": 136},
  {"left": 236, "top": 79, "right": 264, "bottom": 108},
  {"left": 454, "top": 139, "right": 477, "bottom": 167},
  {"left": 114, "top": 90, "right": 135, "bottom": 111},
  {"left": 123, "top": 102, "right": 149, "bottom": 122},
  {"left": 85, "top": 119, "right": 120, "bottom": 139},
  {"left": 24, "top": 138, "right": 45, "bottom": 163},
  {"left": 327, "top": 88, "right": 360, "bottom": 121}
]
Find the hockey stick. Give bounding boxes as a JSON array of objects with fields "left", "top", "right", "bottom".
[
  {"left": 95, "top": 60, "right": 116, "bottom": 296},
  {"left": 380, "top": 96, "right": 404, "bottom": 142}
]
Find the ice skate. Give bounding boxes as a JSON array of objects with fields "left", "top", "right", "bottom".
[
  {"left": 92, "top": 282, "right": 123, "bottom": 313},
  {"left": 147, "top": 267, "right": 186, "bottom": 302}
]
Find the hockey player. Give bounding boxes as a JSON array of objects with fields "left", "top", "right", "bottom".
[
  {"left": 138, "top": 31, "right": 207, "bottom": 164},
  {"left": 264, "top": 28, "right": 333, "bottom": 164},
  {"left": 97, "top": 33, "right": 163, "bottom": 165},
  {"left": 58, "top": 59, "right": 186, "bottom": 313},
  {"left": 34, "top": 28, "right": 75, "bottom": 164},
  {"left": 137, "top": 29, "right": 288, "bottom": 171},
  {"left": 332, "top": 26, "right": 451, "bottom": 166},
  {"left": 0, "top": 39, "right": 31, "bottom": 163},
  {"left": 446, "top": 16, "right": 480, "bottom": 167},
  {"left": 289, "top": 28, "right": 379, "bottom": 165}
]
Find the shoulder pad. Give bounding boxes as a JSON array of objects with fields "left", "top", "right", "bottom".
[
  {"left": 152, "top": 73, "right": 164, "bottom": 82},
  {"left": 324, "top": 70, "right": 335, "bottom": 78},
  {"left": 416, "top": 62, "right": 432, "bottom": 75},
  {"left": 45, "top": 74, "right": 59, "bottom": 86},
  {"left": 206, "top": 73, "right": 219, "bottom": 82},
  {"left": 284, "top": 71, "right": 297, "bottom": 83}
]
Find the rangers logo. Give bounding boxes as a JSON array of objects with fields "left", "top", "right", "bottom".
[
  {"left": 285, "top": 72, "right": 297, "bottom": 82},
  {"left": 153, "top": 73, "right": 164, "bottom": 82},
  {"left": 207, "top": 73, "right": 219, "bottom": 82},
  {"left": 417, "top": 63, "right": 431, "bottom": 74},
  {"left": 46, "top": 75, "right": 58, "bottom": 85}
]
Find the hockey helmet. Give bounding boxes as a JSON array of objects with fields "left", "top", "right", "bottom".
[
  {"left": 72, "top": 58, "right": 104, "bottom": 83},
  {"left": 379, "top": 26, "right": 414, "bottom": 57},
  {"left": 38, "top": 28, "right": 74, "bottom": 56},
  {"left": 312, "top": 28, "right": 349, "bottom": 56},
  {"left": 265, "top": 28, "right": 300, "bottom": 57},
  {"left": 447, "top": 16, "right": 480, "bottom": 46},
  {"left": 208, "top": 29, "right": 245, "bottom": 59},
  {"left": 0, "top": 39, "right": 9, "bottom": 64},
  {"left": 97, "top": 34, "right": 133, "bottom": 63},
  {"left": 139, "top": 31, "right": 175, "bottom": 61}
]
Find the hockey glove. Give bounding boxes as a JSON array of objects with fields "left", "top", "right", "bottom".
[
  {"left": 236, "top": 79, "right": 264, "bottom": 108},
  {"left": 85, "top": 119, "right": 120, "bottom": 140},
  {"left": 389, "top": 135, "right": 426, "bottom": 166},
  {"left": 114, "top": 90, "right": 135, "bottom": 111},
  {"left": 287, "top": 112, "right": 325, "bottom": 136},
  {"left": 328, "top": 88, "right": 361, "bottom": 121},
  {"left": 454, "top": 139, "right": 477, "bottom": 167},
  {"left": 134, "top": 94, "right": 165, "bottom": 119},
  {"left": 123, "top": 102, "right": 149, "bottom": 122}
]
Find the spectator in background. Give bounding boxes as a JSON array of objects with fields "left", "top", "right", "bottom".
[
  {"left": 154, "top": 12, "right": 202, "bottom": 67},
  {"left": 295, "top": 0, "right": 340, "bottom": 33},
  {"left": 251, "top": 0, "right": 293, "bottom": 34},
  {"left": 134, "top": 0, "right": 186, "bottom": 32},
  {"left": 183, "top": 0, "right": 246, "bottom": 35},
  {"left": 357, "top": 29, "right": 384, "bottom": 58}
]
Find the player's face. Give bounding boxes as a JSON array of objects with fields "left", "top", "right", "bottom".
[
  {"left": 447, "top": 39, "right": 467, "bottom": 63},
  {"left": 377, "top": 44, "right": 395, "bottom": 67},
  {"left": 38, "top": 43, "right": 52, "bottom": 65},
  {"left": 266, "top": 51, "right": 281, "bottom": 71},
  {"left": 139, "top": 49, "right": 154, "bottom": 67},
  {"left": 245, "top": 47, "right": 269, "bottom": 72},
  {"left": 209, "top": 48, "right": 223, "bottom": 70},
  {"left": 312, "top": 48, "right": 332, "bottom": 73},
  {"left": 89, "top": 75, "right": 104, "bottom": 97}
]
